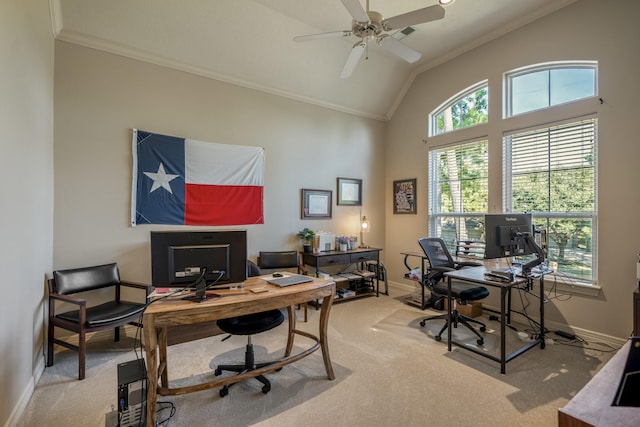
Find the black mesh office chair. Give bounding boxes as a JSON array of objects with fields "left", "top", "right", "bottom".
[
  {"left": 418, "top": 238, "right": 489, "bottom": 345},
  {"left": 214, "top": 261, "right": 285, "bottom": 397}
]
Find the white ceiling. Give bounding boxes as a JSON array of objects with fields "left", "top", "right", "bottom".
[{"left": 52, "top": 0, "right": 575, "bottom": 120}]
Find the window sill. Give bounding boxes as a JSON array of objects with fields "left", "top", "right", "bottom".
[{"left": 540, "top": 274, "right": 601, "bottom": 297}]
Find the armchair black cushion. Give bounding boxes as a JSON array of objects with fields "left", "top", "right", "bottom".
[{"left": 47, "top": 263, "right": 150, "bottom": 380}]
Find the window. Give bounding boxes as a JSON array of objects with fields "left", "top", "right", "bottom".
[
  {"left": 503, "top": 117, "right": 597, "bottom": 282},
  {"left": 505, "top": 62, "right": 596, "bottom": 117},
  {"left": 428, "top": 140, "right": 488, "bottom": 250},
  {"left": 430, "top": 81, "right": 488, "bottom": 136}
]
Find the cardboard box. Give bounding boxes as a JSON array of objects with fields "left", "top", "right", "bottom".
[{"left": 444, "top": 300, "right": 483, "bottom": 318}]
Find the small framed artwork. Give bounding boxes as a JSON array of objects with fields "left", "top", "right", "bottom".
[
  {"left": 337, "top": 177, "right": 362, "bottom": 206},
  {"left": 301, "top": 189, "right": 332, "bottom": 219},
  {"left": 393, "top": 178, "right": 417, "bottom": 214}
]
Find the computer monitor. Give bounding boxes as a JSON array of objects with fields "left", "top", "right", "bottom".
[
  {"left": 484, "top": 213, "right": 534, "bottom": 259},
  {"left": 150, "top": 230, "right": 247, "bottom": 288},
  {"left": 484, "top": 213, "right": 545, "bottom": 274}
]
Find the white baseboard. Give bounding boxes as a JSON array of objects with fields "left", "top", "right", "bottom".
[
  {"left": 388, "top": 280, "right": 628, "bottom": 348},
  {"left": 3, "top": 354, "right": 45, "bottom": 427}
]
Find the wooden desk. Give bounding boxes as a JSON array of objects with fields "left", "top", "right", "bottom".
[
  {"left": 444, "top": 266, "right": 546, "bottom": 374},
  {"left": 559, "top": 339, "right": 639, "bottom": 427},
  {"left": 142, "top": 276, "right": 336, "bottom": 426}
]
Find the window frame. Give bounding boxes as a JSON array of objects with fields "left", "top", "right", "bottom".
[
  {"left": 503, "top": 61, "right": 598, "bottom": 118},
  {"left": 502, "top": 116, "right": 598, "bottom": 284},
  {"left": 429, "top": 80, "right": 488, "bottom": 137}
]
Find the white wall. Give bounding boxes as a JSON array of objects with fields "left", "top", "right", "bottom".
[
  {"left": 0, "top": 0, "right": 54, "bottom": 425},
  {"left": 386, "top": 0, "right": 640, "bottom": 340},
  {"left": 53, "top": 41, "right": 386, "bottom": 283}
]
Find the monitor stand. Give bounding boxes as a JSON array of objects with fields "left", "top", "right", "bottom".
[{"left": 181, "top": 281, "right": 220, "bottom": 302}]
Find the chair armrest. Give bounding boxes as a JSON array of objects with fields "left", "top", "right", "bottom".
[
  {"left": 431, "top": 266, "right": 456, "bottom": 273},
  {"left": 49, "top": 292, "right": 86, "bottom": 307},
  {"left": 455, "top": 261, "right": 482, "bottom": 268}
]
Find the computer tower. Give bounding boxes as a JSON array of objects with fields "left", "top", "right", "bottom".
[{"left": 117, "top": 359, "right": 147, "bottom": 427}]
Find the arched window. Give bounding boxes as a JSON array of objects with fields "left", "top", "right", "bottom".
[
  {"left": 504, "top": 61, "right": 597, "bottom": 117},
  {"left": 429, "top": 81, "right": 488, "bottom": 137}
]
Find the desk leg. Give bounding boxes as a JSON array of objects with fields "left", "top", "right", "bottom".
[
  {"left": 158, "top": 328, "right": 168, "bottom": 388},
  {"left": 500, "top": 287, "right": 507, "bottom": 375},
  {"left": 143, "top": 318, "right": 158, "bottom": 427},
  {"left": 447, "top": 277, "right": 452, "bottom": 352},
  {"left": 284, "top": 306, "right": 296, "bottom": 357},
  {"left": 319, "top": 290, "right": 335, "bottom": 380},
  {"left": 539, "top": 276, "right": 546, "bottom": 349}
]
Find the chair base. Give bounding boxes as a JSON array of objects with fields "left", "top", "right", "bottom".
[
  {"left": 420, "top": 309, "right": 486, "bottom": 346},
  {"left": 214, "top": 341, "right": 277, "bottom": 397}
]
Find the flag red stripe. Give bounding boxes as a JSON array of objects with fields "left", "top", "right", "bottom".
[{"left": 184, "top": 184, "right": 264, "bottom": 225}]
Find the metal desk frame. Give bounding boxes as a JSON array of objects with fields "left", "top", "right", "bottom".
[{"left": 445, "top": 266, "right": 546, "bottom": 374}]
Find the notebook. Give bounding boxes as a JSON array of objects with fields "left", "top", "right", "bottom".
[{"left": 266, "top": 275, "right": 313, "bottom": 287}]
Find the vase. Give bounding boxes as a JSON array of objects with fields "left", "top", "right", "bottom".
[{"left": 339, "top": 243, "right": 348, "bottom": 251}]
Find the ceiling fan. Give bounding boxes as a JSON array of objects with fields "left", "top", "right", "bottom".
[{"left": 294, "top": 0, "right": 445, "bottom": 78}]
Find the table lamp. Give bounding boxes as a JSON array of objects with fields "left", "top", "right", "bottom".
[{"left": 360, "top": 216, "right": 369, "bottom": 248}]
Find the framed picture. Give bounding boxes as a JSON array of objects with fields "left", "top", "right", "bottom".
[
  {"left": 393, "top": 178, "right": 417, "bottom": 214},
  {"left": 337, "top": 177, "right": 362, "bottom": 206},
  {"left": 301, "top": 189, "right": 332, "bottom": 219}
]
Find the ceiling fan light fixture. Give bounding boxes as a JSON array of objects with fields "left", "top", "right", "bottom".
[{"left": 439, "top": 0, "right": 455, "bottom": 5}]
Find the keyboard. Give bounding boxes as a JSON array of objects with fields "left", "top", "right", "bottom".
[{"left": 266, "top": 275, "right": 313, "bottom": 287}]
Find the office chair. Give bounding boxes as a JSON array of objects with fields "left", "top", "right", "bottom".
[
  {"left": 214, "top": 260, "right": 285, "bottom": 397},
  {"left": 418, "top": 238, "right": 489, "bottom": 345}
]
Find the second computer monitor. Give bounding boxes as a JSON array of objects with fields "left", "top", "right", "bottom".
[{"left": 484, "top": 213, "right": 534, "bottom": 259}]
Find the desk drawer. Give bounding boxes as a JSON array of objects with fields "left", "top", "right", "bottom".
[
  {"left": 350, "top": 252, "right": 377, "bottom": 263},
  {"left": 316, "top": 254, "right": 351, "bottom": 267}
]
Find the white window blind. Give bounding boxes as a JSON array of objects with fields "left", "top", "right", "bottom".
[
  {"left": 503, "top": 117, "right": 597, "bottom": 282},
  {"left": 428, "top": 140, "right": 488, "bottom": 250}
]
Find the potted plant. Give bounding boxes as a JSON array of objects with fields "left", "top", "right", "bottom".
[{"left": 297, "top": 227, "right": 315, "bottom": 253}]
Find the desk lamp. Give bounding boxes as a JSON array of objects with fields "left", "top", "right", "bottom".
[{"left": 360, "top": 216, "right": 369, "bottom": 248}]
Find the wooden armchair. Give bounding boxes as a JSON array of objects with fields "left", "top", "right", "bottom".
[{"left": 47, "top": 263, "right": 150, "bottom": 379}]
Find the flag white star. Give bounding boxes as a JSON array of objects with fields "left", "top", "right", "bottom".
[{"left": 143, "top": 163, "right": 179, "bottom": 194}]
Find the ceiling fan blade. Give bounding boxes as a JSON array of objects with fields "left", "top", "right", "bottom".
[
  {"left": 294, "top": 31, "right": 352, "bottom": 42},
  {"left": 340, "top": 41, "right": 366, "bottom": 79},
  {"left": 383, "top": 5, "right": 445, "bottom": 30},
  {"left": 378, "top": 35, "right": 421, "bottom": 63},
  {"left": 341, "top": 0, "right": 369, "bottom": 23}
]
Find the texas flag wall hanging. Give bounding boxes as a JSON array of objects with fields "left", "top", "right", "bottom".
[{"left": 131, "top": 129, "right": 264, "bottom": 226}]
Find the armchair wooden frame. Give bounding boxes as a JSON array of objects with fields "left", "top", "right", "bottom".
[{"left": 47, "top": 263, "right": 151, "bottom": 380}]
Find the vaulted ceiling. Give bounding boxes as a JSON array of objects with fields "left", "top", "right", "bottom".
[{"left": 53, "top": 0, "right": 575, "bottom": 120}]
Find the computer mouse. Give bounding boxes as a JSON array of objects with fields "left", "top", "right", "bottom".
[{"left": 273, "top": 273, "right": 283, "bottom": 278}]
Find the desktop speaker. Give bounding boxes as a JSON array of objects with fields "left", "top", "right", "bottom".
[{"left": 117, "top": 359, "right": 147, "bottom": 427}]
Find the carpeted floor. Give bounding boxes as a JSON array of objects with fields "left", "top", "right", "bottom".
[{"left": 19, "top": 284, "right": 617, "bottom": 427}]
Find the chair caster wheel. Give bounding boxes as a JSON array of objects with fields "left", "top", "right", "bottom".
[
  {"left": 420, "top": 320, "right": 426, "bottom": 327},
  {"left": 262, "top": 384, "right": 271, "bottom": 394},
  {"left": 435, "top": 336, "right": 442, "bottom": 342},
  {"left": 480, "top": 326, "right": 486, "bottom": 332},
  {"left": 219, "top": 387, "right": 229, "bottom": 397},
  {"left": 214, "top": 368, "right": 222, "bottom": 376},
  {"left": 477, "top": 339, "right": 484, "bottom": 346}
]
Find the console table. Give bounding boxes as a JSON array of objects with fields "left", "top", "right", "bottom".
[{"left": 301, "top": 248, "right": 382, "bottom": 301}]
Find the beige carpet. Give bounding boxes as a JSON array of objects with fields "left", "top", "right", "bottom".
[{"left": 19, "top": 284, "right": 616, "bottom": 427}]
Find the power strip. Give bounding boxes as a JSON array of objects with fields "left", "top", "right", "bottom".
[{"left": 554, "top": 330, "right": 576, "bottom": 340}]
